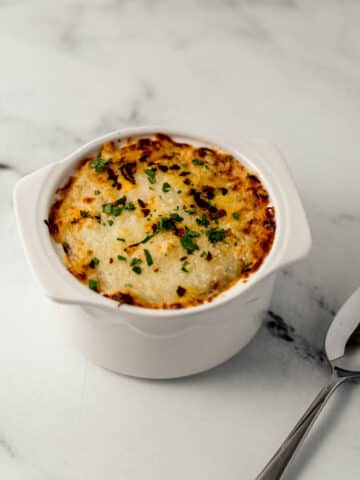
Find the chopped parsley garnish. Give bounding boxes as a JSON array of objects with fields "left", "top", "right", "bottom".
[
  {"left": 181, "top": 260, "right": 190, "bottom": 272},
  {"left": 102, "top": 204, "right": 122, "bottom": 216},
  {"left": 117, "top": 255, "right": 126, "bottom": 261},
  {"left": 89, "top": 257, "right": 100, "bottom": 268},
  {"left": 90, "top": 157, "right": 109, "bottom": 173},
  {"left": 207, "top": 228, "right": 227, "bottom": 243},
  {"left": 130, "top": 234, "right": 154, "bottom": 247},
  {"left": 180, "top": 234, "right": 199, "bottom": 254},
  {"left": 162, "top": 182, "right": 171, "bottom": 193},
  {"left": 80, "top": 210, "right": 89, "bottom": 218},
  {"left": 157, "top": 217, "right": 174, "bottom": 231},
  {"left": 108, "top": 220, "right": 114, "bottom": 226},
  {"left": 130, "top": 258, "right": 142, "bottom": 267},
  {"left": 184, "top": 226, "right": 200, "bottom": 238},
  {"left": 103, "top": 204, "right": 113, "bottom": 214},
  {"left": 192, "top": 158, "right": 205, "bottom": 166},
  {"left": 94, "top": 190, "right": 101, "bottom": 195},
  {"left": 116, "top": 237, "right": 126, "bottom": 242},
  {"left": 170, "top": 213, "right": 183, "bottom": 222},
  {"left": 88, "top": 279, "right": 98, "bottom": 290},
  {"left": 112, "top": 207, "right": 122, "bottom": 216},
  {"left": 232, "top": 212, "right": 240, "bottom": 220},
  {"left": 142, "top": 234, "right": 154, "bottom": 243},
  {"left": 130, "top": 259, "right": 142, "bottom": 273},
  {"left": 196, "top": 214, "right": 210, "bottom": 227},
  {"left": 155, "top": 213, "right": 184, "bottom": 233},
  {"left": 116, "top": 196, "right": 127, "bottom": 206},
  {"left": 144, "top": 249, "right": 153, "bottom": 266},
  {"left": 144, "top": 168, "right": 157, "bottom": 184},
  {"left": 124, "top": 201, "right": 136, "bottom": 211}
]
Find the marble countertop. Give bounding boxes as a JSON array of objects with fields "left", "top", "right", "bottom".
[{"left": 1, "top": 0, "right": 360, "bottom": 478}]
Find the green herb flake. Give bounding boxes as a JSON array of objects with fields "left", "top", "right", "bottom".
[
  {"left": 157, "top": 217, "right": 174, "bottom": 231},
  {"left": 94, "top": 190, "right": 101, "bottom": 195},
  {"left": 108, "top": 220, "right": 114, "bottom": 226},
  {"left": 144, "top": 249, "right": 153, "bottom": 266},
  {"left": 180, "top": 235, "right": 199, "bottom": 254},
  {"left": 162, "top": 182, "right": 171, "bottom": 193},
  {"left": 88, "top": 279, "right": 98, "bottom": 290},
  {"left": 196, "top": 214, "right": 210, "bottom": 227},
  {"left": 144, "top": 168, "right": 157, "bottom": 184},
  {"left": 117, "top": 255, "right": 126, "bottom": 261},
  {"left": 185, "top": 226, "right": 200, "bottom": 238},
  {"left": 132, "top": 266, "right": 142, "bottom": 274},
  {"left": 102, "top": 204, "right": 122, "bottom": 216},
  {"left": 90, "top": 157, "right": 109, "bottom": 173},
  {"left": 181, "top": 260, "right": 190, "bottom": 272},
  {"left": 170, "top": 213, "right": 183, "bottom": 222},
  {"left": 113, "top": 207, "right": 122, "bottom": 216},
  {"left": 124, "top": 201, "right": 136, "bottom": 211},
  {"left": 80, "top": 210, "right": 89, "bottom": 218},
  {"left": 192, "top": 158, "right": 205, "bottom": 166},
  {"left": 141, "top": 234, "right": 154, "bottom": 244},
  {"left": 89, "top": 257, "right": 100, "bottom": 268},
  {"left": 232, "top": 212, "right": 240, "bottom": 220},
  {"left": 135, "top": 234, "right": 154, "bottom": 245},
  {"left": 103, "top": 204, "right": 112, "bottom": 214},
  {"left": 116, "top": 237, "right": 126, "bottom": 242},
  {"left": 130, "top": 258, "right": 142, "bottom": 267},
  {"left": 207, "top": 228, "right": 227, "bottom": 243}
]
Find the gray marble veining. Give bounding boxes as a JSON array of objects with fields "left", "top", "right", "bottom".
[{"left": 1, "top": 1, "right": 360, "bottom": 478}]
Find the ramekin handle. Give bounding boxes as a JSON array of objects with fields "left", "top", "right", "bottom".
[
  {"left": 14, "top": 164, "right": 99, "bottom": 307},
  {"left": 235, "top": 138, "right": 312, "bottom": 269}
]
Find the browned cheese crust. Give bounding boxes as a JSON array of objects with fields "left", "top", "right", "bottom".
[{"left": 47, "top": 133, "right": 276, "bottom": 309}]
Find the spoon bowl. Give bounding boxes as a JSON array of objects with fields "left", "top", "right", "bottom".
[
  {"left": 326, "top": 288, "right": 360, "bottom": 374},
  {"left": 257, "top": 287, "right": 360, "bottom": 479}
]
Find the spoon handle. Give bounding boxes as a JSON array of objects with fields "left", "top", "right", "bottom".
[{"left": 256, "top": 377, "right": 346, "bottom": 480}]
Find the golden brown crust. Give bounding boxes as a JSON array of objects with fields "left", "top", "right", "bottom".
[{"left": 47, "top": 133, "right": 276, "bottom": 309}]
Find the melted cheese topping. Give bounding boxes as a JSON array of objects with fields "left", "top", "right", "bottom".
[{"left": 48, "top": 133, "right": 276, "bottom": 309}]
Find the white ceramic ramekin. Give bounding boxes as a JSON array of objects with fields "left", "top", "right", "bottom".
[{"left": 14, "top": 127, "right": 311, "bottom": 379}]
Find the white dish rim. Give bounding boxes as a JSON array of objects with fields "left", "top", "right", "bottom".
[{"left": 14, "top": 126, "right": 311, "bottom": 320}]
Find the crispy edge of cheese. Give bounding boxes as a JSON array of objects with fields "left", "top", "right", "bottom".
[{"left": 47, "top": 133, "right": 276, "bottom": 309}]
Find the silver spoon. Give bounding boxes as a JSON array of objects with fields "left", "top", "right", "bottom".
[{"left": 256, "top": 287, "right": 360, "bottom": 479}]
